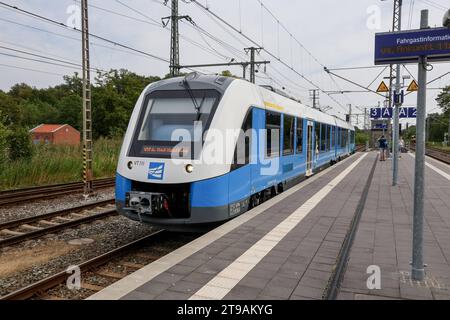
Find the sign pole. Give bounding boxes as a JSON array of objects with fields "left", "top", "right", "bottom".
[{"left": 411, "top": 9, "right": 429, "bottom": 282}]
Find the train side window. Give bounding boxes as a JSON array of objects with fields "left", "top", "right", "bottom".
[
  {"left": 315, "top": 123, "right": 320, "bottom": 153},
  {"left": 331, "top": 126, "right": 335, "bottom": 149},
  {"left": 266, "top": 112, "right": 281, "bottom": 158},
  {"left": 320, "top": 124, "right": 327, "bottom": 152},
  {"left": 296, "top": 117, "right": 303, "bottom": 154},
  {"left": 342, "top": 129, "right": 348, "bottom": 148},
  {"left": 283, "top": 114, "right": 295, "bottom": 156},
  {"left": 232, "top": 110, "right": 253, "bottom": 170},
  {"left": 326, "top": 125, "right": 330, "bottom": 152}
]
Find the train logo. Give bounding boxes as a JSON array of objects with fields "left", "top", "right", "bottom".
[{"left": 148, "top": 162, "right": 165, "bottom": 180}]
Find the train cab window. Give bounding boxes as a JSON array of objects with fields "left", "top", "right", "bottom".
[
  {"left": 266, "top": 112, "right": 281, "bottom": 158},
  {"left": 296, "top": 118, "right": 303, "bottom": 154},
  {"left": 283, "top": 115, "right": 295, "bottom": 156},
  {"left": 232, "top": 111, "right": 253, "bottom": 170},
  {"left": 128, "top": 89, "right": 220, "bottom": 159}
]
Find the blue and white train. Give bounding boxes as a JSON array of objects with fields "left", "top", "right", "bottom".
[{"left": 115, "top": 73, "right": 355, "bottom": 230}]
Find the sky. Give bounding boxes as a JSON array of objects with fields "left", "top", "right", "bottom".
[{"left": 0, "top": 0, "right": 449, "bottom": 128}]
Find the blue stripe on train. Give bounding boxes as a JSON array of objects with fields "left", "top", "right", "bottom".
[{"left": 115, "top": 173, "right": 132, "bottom": 202}]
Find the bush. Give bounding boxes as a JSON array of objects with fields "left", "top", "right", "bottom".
[
  {"left": 0, "top": 138, "right": 122, "bottom": 190},
  {"left": 0, "top": 122, "right": 9, "bottom": 166},
  {"left": 7, "top": 127, "right": 33, "bottom": 161},
  {"left": 356, "top": 130, "right": 369, "bottom": 145}
]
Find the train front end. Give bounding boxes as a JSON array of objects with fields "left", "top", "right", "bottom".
[{"left": 115, "top": 74, "right": 236, "bottom": 230}]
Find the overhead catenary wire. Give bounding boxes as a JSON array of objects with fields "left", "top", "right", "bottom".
[
  {"left": 0, "top": 2, "right": 170, "bottom": 63},
  {"left": 150, "top": 0, "right": 316, "bottom": 97},
  {"left": 0, "top": 45, "right": 107, "bottom": 73},
  {"left": 188, "top": 0, "right": 347, "bottom": 112},
  {"left": 0, "top": 62, "right": 66, "bottom": 76}
]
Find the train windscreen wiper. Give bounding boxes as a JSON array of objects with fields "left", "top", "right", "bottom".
[{"left": 182, "top": 76, "right": 206, "bottom": 121}]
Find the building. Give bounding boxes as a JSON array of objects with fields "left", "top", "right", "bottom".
[{"left": 30, "top": 124, "right": 81, "bottom": 146}]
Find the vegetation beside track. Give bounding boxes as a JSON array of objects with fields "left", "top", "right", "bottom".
[{"left": 0, "top": 138, "right": 120, "bottom": 191}]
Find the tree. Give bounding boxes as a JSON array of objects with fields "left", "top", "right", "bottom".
[
  {"left": 0, "top": 91, "right": 22, "bottom": 126},
  {"left": 7, "top": 127, "right": 33, "bottom": 161},
  {"left": 0, "top": 112, "right": 9, "bottom": 166},
  {"left": 0, "top": 68, "right": 162, "bottom": 139},
  {"left": 436, "top": 86, "right": 450, "bottom": 114}
]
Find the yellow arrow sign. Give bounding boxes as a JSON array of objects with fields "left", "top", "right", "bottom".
[
  {"left": 376, "top": 81, "right": 389, "bottom": 93},
  {"left": 407, "top": 80, "right": 419, "bottom": 92}
]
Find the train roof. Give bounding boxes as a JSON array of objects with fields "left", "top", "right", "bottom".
[{"left": 145, "top": 74, "right": 355, "bottom": 131}]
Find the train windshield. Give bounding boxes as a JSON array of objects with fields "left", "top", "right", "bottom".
[{"left": 128, "top": 89, "right": 221, "bottom": 159}]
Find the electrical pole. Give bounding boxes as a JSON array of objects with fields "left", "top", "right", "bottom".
[
  {"left": 163, "top": 0, "right": 194, "bottom": 77},
  {"left": 392, "top": 0, "right": 403, "bottom": 186},
  {"left": 309, "top": 89, "right": 320, "bottom": 109},
  {"left": 348, "top": 104, "right": 352, "bottom": 124},
  {"left": 244, "top": 47, "right": 263, "bottom": 83},
  {"left": 411, "top": 9, "right": 429, "bottom": 282},
  {"left": 81, "top": 0, "right": 93, "bottom": 196},
  {"left": 364, "top": 108, "right": 368, "bottom": 130}
]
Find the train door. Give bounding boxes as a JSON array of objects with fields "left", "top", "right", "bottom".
[{"left": 306, "top": 121, "right": 314, "bottom": 176}]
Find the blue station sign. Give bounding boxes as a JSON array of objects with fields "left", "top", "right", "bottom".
[
  {"left": 371, "top": 107, "right": 417, "bottom": 119},
  {"left": 375, "top": 27, "right": 450, "bottom": 65}
]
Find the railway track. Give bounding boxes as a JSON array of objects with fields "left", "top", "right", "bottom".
[
  {"left": 409, "top": 144, "right": 450, "bottom": 165},
  {"left": 355, "top": 144, "right": 366, "bottom": 152},
  {"left": 0, "top": 230, "right": 197, "bottom": 300},
  {"left": 0, "top": 178, "right": 115, "bottom": 207},
  {"left": 0, "top": 199, "right": 116, "bottom": 248}
]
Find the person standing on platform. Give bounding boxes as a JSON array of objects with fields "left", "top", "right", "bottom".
[{"left": 378, "top": 135, "right": 387, "bottom": 161}]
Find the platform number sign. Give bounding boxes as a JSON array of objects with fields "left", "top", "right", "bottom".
[{"left": 371, "top": 107, "right": 416, "bottom": 119}]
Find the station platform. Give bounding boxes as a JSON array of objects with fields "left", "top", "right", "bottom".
[
  {"left": 88, "top": 151, "right": 450, "bottom": 300},
  {"left": 338, "top": 153, "right": 450, "bottom": 300}
]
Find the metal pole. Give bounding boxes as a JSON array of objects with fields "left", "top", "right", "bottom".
[
  {"left": 81, "top": 0, "right": 93, "bottom": 196},
  {"left": 347, "top": 104, "right": 352, "bottom": 124},
  {"left": 250, "top": 48, "right": 256, "bottom": 83},
  {"left": 393, "top": 0, "right": 403, "bottom": 186},
  {"left": 411, "top": 9, "right": 429, "bottom": 282},
  {"left": 364, "top": 108, "right": 368, "bottom": 130},
  {"left": 170, "top": 0, "right": 179, "bottom": 77}
]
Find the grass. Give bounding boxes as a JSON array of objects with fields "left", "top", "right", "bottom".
[
  {"left": 427, "top": 142, "right": 450, "bottom": 152},
  {"left": 0, "top": 138, "right": 122, "bottom": 191}
]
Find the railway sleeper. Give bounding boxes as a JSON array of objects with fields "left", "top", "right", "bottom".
[
  {"left": 20, "top": 224, "right": 43, "bottom": 231},
  {"left": 39, "top": 220, "right": 59, "bottom": 226},
  {"left": 1, "top": 229, "right": 25, "bottom": 236}
]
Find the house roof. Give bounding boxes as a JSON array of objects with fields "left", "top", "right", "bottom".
[{"left": 30, "top": 124, "right": 69, "bottom": 133}]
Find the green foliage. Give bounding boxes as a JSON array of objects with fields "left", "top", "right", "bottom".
[
  {"left": 355, "top": 128, "right": 369, "bottom": 145},
  {"left": 0, "top": 69, "right": 161, "bottom": 189},
  {"left": 7, "top": 127, "right": 33, "bottom": 161},
  {"left": 0, "top": 69, "right": 161, "bottom": 139},
  {"left": 427, "top": 113, "right": 448, "bottom": 143},
  {"left": 404, "top": 125, "right": 416, "bottom": 141},
  {"left": 0, "top": 117, "right": 9, "bottom": 167},
  {"left": 436, "top": 85, "right": 450, "bottom": 114},
  {"left": 0, "top": 138, "right": 121, "bottom": 191}
]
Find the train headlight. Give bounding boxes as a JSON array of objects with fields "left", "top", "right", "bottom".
[
  {"left": 185, "top": 164, "right": 194, "bottom": 173},
  {"left": 127, "top": 161, "right": 133, "bottom": 170}
]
